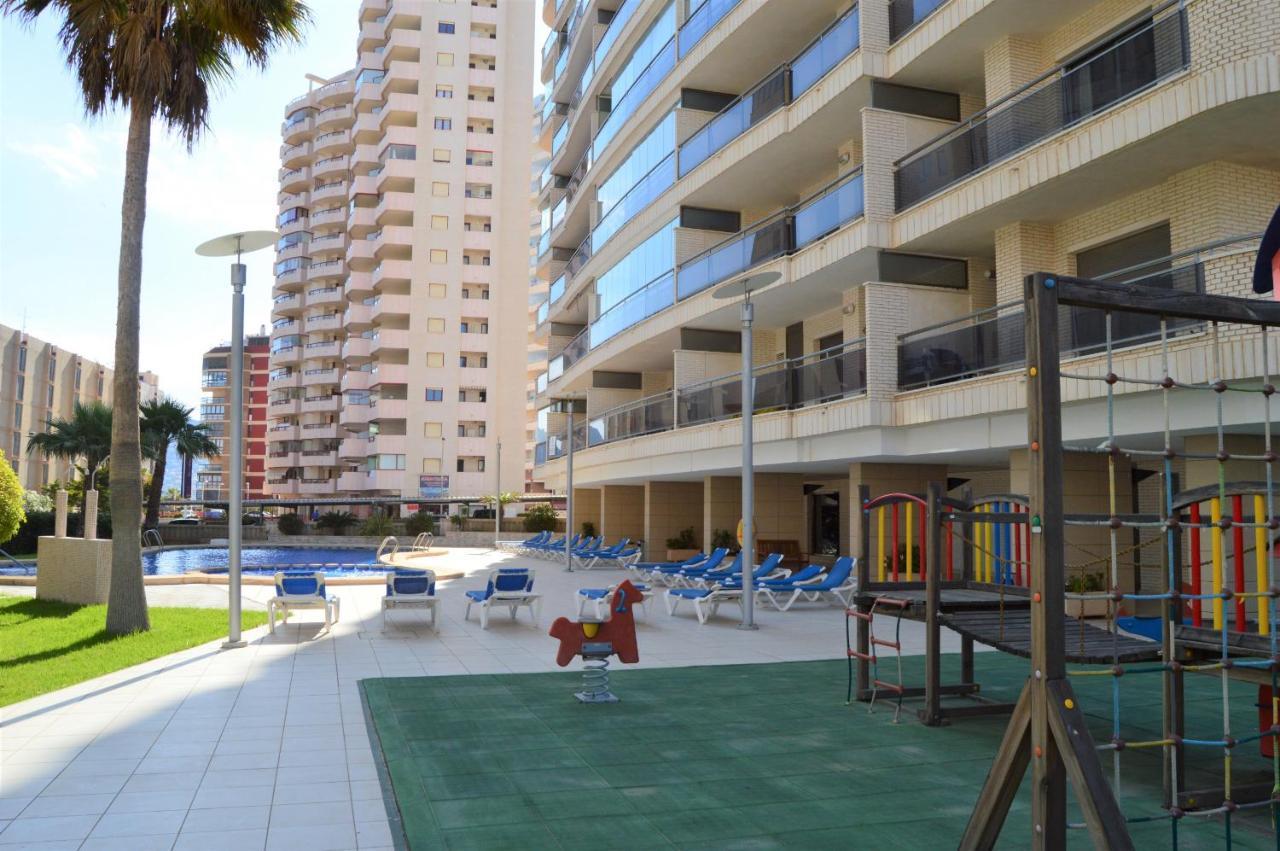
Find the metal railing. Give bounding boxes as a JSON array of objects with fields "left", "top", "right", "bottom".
[
  {"left": 588, "top": 390, "right": 674, "bottom": 446},
  {"left": 894, "top": 3, "right": 1189, "bottom": 210}
]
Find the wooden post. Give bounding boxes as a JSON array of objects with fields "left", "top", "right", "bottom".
[
  {"left": 921, "top": 481, "right": 944, "bottom": 725},
  {"left": 960, "top": 274, "right": 1132, "bottom": 850}
]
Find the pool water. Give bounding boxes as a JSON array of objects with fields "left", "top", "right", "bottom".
[{"left": 1, "top": 547, "right": 385, "bottom": 578}]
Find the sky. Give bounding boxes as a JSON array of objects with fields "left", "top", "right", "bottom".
[{"left": 0, "top": 2, "right": 548, "bottom": 411}]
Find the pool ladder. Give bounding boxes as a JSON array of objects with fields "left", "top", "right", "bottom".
[
  {"left": 411, "top": 532, "right": 434, "bottom": 552},
  {"left": 142, "top": 529, "right": 163, "bottom": 548}
]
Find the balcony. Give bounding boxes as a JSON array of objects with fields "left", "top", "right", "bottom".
[
  {"left": 363, "top": 469, "right": 404, "bottom": 493},
  {"left": 312, "top": 206, "right": 345, "bottom": 227},
  {"left": 270, "top": 346, "right": 301, "bottom": 367},
  {"left": 888, "top": 0, "right": 949, "bottom": 43},
  {"left": 268, "top": 397, "right": 301, "bottom": 416},
  {"left": 307, "top": 286, "right": 343, "bottom": 307},
  {"left": 300, "top": 422, "right": 339, "bottom": 440},
  {"left": 344, "top": 301, "right": 373, "bottom": 327},
  {"left": 894, "top": 6, "right": 1189, "bottom": 210},
  {"left": 370, "top": 363, "right": 408, "bottom": 386},
  {"left": 341, "top": 369, "right": 372, "bottom": 393},
  {"left": 342, "top": 336, "right": 373, "bottom": 362},
  {"left": 456, "top": 436, "right": 488, "bottom": 458},
  {"left": 370, "top": 294, "right": 411, "bottom": 321},
  {"left": 679, "top": 0, "right": 742, "bottom": 60},
  {"left": 340, "top": 403, "right": 371, "bottom": 428},
  {"left": 300, "top": 450, "right": 338, "bottom": 468},
  {"left": 266, "top": 451, "right": 299, "bottom": 469},
  {"left": 337, "top": 470, "right": 368, "bottom": 492},
  {"left": 301, "top": 393, "right": 341, "bottom": 415},
  {"left": 313, "top": 154, "right": 349, "bottom": 182},
  {"left": 303, "top": 339, "right": 341, "bottom": 360},
  {"left": 370, "top": 435, "right": 406, "bottom": 457},
  {"left": 268, "top": 424, "right": 299, "bottom": 441},
  {"left": 312, "top": 180, "right": 348, "bottom": 203},
  {"left": 371, "top": 258, "right": 412, "bottom": 287},
  {"left": 370, "top": 398, "right": 408, "bottom": 421},
  {"left": 272, "top": 292, "right": 302, "bottom": 316},
  {"left": 308, "top": 259, "right": 345, "bottom": 282},
  {"left": 268, "top": 478, "right": 301, "bottom": 496},
  {"left": 315, "top": 104, "right": 354, "bottom": 130},
  {"left": 339, "top": 437, "right": 369, "bottom": 460},
  {"left": 370, "top": 329, "right": 410, "bottom": 355},
  {"left": 299, "top": 478, "right": 338, "bottom": 496},
  {"left": 279, "top": 167, "right": 310, "bottom": 193},
  {"left": 281, "top": 141, "right": 312, "bottom": 168},
  {"left": 268, "top": 370, "right": 301, "bottom": 389},
  {"left": 302, "top": 367, "right": 339, "bottom": 387},
  {"left": 347, "top": 272, "right": 374, "bottom": 299},
  {"left": 304, "top": 313, "right": 342, "bottom": 332}
]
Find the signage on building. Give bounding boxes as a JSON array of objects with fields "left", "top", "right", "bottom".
[{"left": 419, "top": 475, "right": 449, "bottom": 498}]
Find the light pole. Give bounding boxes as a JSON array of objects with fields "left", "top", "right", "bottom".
[
  {"left": 713, "top": 271, "right": 781, "bottom": 630},
  {"left": 196, "top": 230, "right": 277, "bottom": 649},
  {"left": 494, "top": 438, "right": 502, "bottom": 548},
  {"left": 548, "top": 397, "right": 578, "bottom": 572}
]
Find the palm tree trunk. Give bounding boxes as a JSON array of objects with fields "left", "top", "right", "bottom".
[
  {"left": 106, "top": 105, "right": 152, "bottom": 636},
  {"left": 144, "top": 441, "right": 167, "bottom": 529}
]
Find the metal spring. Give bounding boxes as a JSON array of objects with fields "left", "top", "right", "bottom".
[{"left": 580, "top": 658, "right": 611, "bottom": 697}]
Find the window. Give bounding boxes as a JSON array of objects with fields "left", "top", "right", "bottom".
[
  {"left": 10, "top": 433, "right": 19, "bottom": 461},
  {"left": 48, "top": 355, "right": 56, "bottom": 381},
  {"left": 456, "top": 459, "right": 465, "bottom": 473},
  {"left": 426, "top": 318, "right": 446, "bottom": 333},
  {"left": 424, "top": 422, "right": 442, "bottom": 438},
  {"left": 425, "top": 352, "right": 445, "bottom": 367},
  {"left": 425, "top": 388, "right": 444, "bottom": 402},
  {"left": 428, "top": 283, "right": 447, "bottom": 298},
  {"left": 422, "top": 458, "right": 442, "bottom": 473},
  {"left": 429, "top": 249, "right": 448, "bottom": 264},
  {"left": 435, "top": 85, "right": 453, "bottom": 98},
  {"left": 431, "top": 181, "right": 449, "bottom": 197},
  {"left": 17, "top": 345, "right": 26, "bottom": 372},
  {"left": 437, "top": 52, "right": 454, "bottom": 67},
  {"left": 478, "top": 459, "right": 485, "bottom": 472},
  {"left": 46, "top": 385, "right": 54, "bottom": 406},
  {"left": 465, "top": 150, "right": 493, "bottom": 167},
  {"left": 433, "top": 148, "right": 451, "bottom": 162},
  {"left": 438, "top": 21, "right": 455, "bottom": 34},
  {"left": 431, "top": 215, "right": 448, "bottom": 230},
  {"left": 13, "top": 403, "right": 22, "bottom": 429},
  {"left": 74, "top": 364, "right": 82, "bottom": 390},
  {"left": 433, "top": 117, "right": 452, "bottom": 130},
  {"left": 15, "top": 375, "right": 23, "bottom": 401}
]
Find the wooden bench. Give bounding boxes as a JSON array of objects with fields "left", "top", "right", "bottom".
[{"left": 757, "top": 539, "right": 807, "bottom": 570}]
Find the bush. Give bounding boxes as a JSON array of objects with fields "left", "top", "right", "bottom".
[
  {"left": 581, "top": 520, "right": 597, "bottom": 538},
  {"left": 711, "top": 528, "right": 737, "bottom": 553},
  {"left": 405, "top": 511, "right": 437, "bottom": 536},
  {"left": 315, "top": 511, "right": 356, "bottom": 535},
  {"left": 4, "top": 510, "right": 53, "bottom": 553},
  {"left": 449, "top": 513, "right": 466, "bottom": 530},
  {"left": 523, "top": 503, "right": 558, "bottom": 533},
  {"left": 359, "top": 514, "right": 394, "bottom": 537},
  {"left": 0, "top": 452, "right": 23, "bottom": 545},
  {"left": 665, "top": 526, "right": 698, "bottom": 550},
  {"left": 277, "top": 513, "right": 305, "bottom": 535},
  {"left": 23, "top": 490, "right": 53, "bottom": 514}
]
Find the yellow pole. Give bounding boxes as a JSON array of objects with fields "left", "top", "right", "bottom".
[
  {"left": 984, "top": 505, "right": 994, "bottom": 583},
  {"left": 972, "top": 506, "right": 981, "bottom": 584},
  {"left": 1254, "top": 494, "right": 1269, "bottom": 635},
  {"left": 876, "top": 506, "right": 885, "bottom": 582},
  {"left": 1211, "top": 497, "right": 1223, "bottom": 629},
  {"left": 906, "top": 502, "right": 914, "bottom": 581}
]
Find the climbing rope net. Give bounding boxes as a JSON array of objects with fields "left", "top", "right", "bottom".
[{"left": 1057, "top": 313, "right": 1279, "bottom": 844}]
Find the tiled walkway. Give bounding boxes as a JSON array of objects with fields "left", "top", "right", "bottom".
[{"left": 1, "top": 549, "right": 958, "bottom": 850}]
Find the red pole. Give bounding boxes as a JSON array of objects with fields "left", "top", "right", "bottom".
[
  {"left": 1189, "top": 502, "right": 1202, "bottom": 627},
  {"left": 945, "top": 521, "right": 954, "bottom": 580},
  {"left": 891, "top": 502, "right": 900, "bottom": 582},
  {"left": 918, "top": 499, "right": 927, "bottom": 580},
  {"left": 1232, "top": 494, "right": 1246, "bottom": 630},
  {"left": 1014, "top": 505, "right": 1023, "bottom": 586}
]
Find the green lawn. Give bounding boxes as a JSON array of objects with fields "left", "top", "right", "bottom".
[
  {"left": 362, "top": 655, "right": 1277, "bottom": 849},
  {"left": 0, "top": 597, "right": 267, "bottom": 707}
]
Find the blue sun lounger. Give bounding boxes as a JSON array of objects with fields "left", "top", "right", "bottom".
[{"left": 758, "top": 557, "right": 857, "bottom": 611}]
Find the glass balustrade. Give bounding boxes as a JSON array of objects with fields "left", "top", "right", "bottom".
[
  {"left": 549, "top": 275, "right": 566, "bottom": 304},
  {"left": 593, "top": 37, "right": 676, "bottom": 161},
  {"left": 679, "top": 0, "right": 741, "bottom": 59},
  {"left": 791, "top": 5, "right": 860, "bottom": 96},
  {"left": 594, "top": 153, "right": 675, "bottom": 248},
  {"left": 888, "top": 0, "right": 948, "bottom": 42},
  {"left": 794, "top": 169, "right": 864, "bottom": 248},
  {"left": 589, "top": 272, "right": 674, "bottom": 349},
  {"left": 677, "top": 213, "right": 792, "bottom": 300},
  {"left": 588, "top": 391, "right": 674, "bottom": 446}
]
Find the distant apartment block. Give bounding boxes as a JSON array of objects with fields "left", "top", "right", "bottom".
[
  {"left": 0, "top": 324, "right": 161, "bottom": 490},
  {"left": 268, "top": 0, "right": 534, "bottom": 506},
  {"left": 197, "top": 335, "right": 270, "bottom": 501}
]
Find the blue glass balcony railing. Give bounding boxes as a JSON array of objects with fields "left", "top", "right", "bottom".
[
  {"left": 589, "top": 271, "right": 675, "bottom": 349},
  {"left": 678, "top": 6, "right": 859, "bottom": 179},
  {"left": 679, "top": 0, "right": 742, "bottom": 59},
  {"left": 592, "top": 36, "right": 676, "bottom": 162},
  {"left": 549, "top": 275, "right": 566, "bottom": 305},
  {"left": 594, "top": 153, "right": 676, "bottom": 249},
  {"left": 793, "top": 169, "right": 864, "bottom": 249},
  {"left": 552, "top": 119, "right": 569, "bottom": 156},
  {"left": 536, "top": 300, "right": 549, "bottom": 326},
  {"left": 889, "top": 0, "right": 949, "bottom": 43}
]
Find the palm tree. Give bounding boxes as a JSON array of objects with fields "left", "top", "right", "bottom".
[
  {"left": 27, "top": 401, "right": 112, "bottom": 515},
  {"left": 141, "top": 398, "right": 217, "bottom": 530},
  {"left": 2, "top": 0, "right": 310, "bottom": 635}
]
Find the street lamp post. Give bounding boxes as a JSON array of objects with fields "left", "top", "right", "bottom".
[
  {"left": 565, "top": 405, "right": 575, "bottom": 572},
  {"left": 713, "top": 271, "right": 781, "bottom": 630},
  {"left": 196, "top": 230, "right": 277, "bottom": 649},
  {"left": 494, "top": 439, "right": 502, "bottom": 548}
]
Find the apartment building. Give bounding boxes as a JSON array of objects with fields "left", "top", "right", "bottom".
[
  {"left": 0, "top": 324, "right": 161, "bottom": 489},
  {"left": 527, "top": 94, "right": 552, "bottom": 491},
  {"left": 269, "top": 0, "right": 534, "bottom": 505},
  {"left": 530, "top": 0, "right": 1279, "bottom": 563},
  {"left": 197, "top": 335, "right": 270, "bottom": 502}
]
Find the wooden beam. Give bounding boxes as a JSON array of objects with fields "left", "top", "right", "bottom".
[
  {"left": 923, "top": 481, "right": 944, "bottom": 726},
  {"left": 959, "top": 681, "right": 1033, "bottom": 850},
  {"left": 1052, "top": 274, "right": 1280, "bottom": 325}
]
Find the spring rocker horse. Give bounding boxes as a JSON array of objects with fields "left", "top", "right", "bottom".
[{"left": 549, "top": 580, "right": 643, "bottom": 703}]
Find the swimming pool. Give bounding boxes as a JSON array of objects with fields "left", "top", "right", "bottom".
[
  {"left": 146, "top": 546, "right": 382, "bottom": 577},
  {"left": 0, "top": 547, "right": 386, "bottom": 578}
]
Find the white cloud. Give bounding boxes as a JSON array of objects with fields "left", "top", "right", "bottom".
[
  {"left": 7, "top": 122, "right": 116, "bottom": 185},
  {"left": 145, "top": 126, "right": 281, "bottom": 231}
]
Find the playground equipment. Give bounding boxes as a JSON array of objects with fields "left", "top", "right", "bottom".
[
  {"left": 549, "top": 579, "right": 644, "bottom": 703},
  {"left": 958, "top": 273, "right": 1280, "bottom": 849}
]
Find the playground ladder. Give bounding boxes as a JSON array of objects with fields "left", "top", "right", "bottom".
[{"left": 847, "top": 596, "right": 910, "bottom": 722}]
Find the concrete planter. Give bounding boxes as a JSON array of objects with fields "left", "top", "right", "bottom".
[
  {"left": 666, "top": 548, "right": 700, "bottom": 562},
  {"left": 1067, "top": 597, "right": 1112, "bottom": 619}
]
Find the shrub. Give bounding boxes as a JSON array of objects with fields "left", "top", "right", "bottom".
[
  {"left": 316, "top": 511, "right": 356, "bottom": 535},
  {"left": 405, "top": 512, "right": 437, "bottom": 536},
  {"left": 277, "top": 513, "right": 305, "bottom": 535},
  {"left": 23, "top": 490, "right": 53, "bottom": 513},
  {"left": 360, "top": 514, "right": 394, "bottom": 537},
  {"left": 0, "top": 452, "right": 23, "bottom": 545},
  {"left": 665, "top": 526, "right": 698, "bottom": 550},
  {"left": 449, "top": 513, "right": 466, "bottom": 530},
  {"left": 881, "top": 544, "right": 921, "bottom": 577},
  {"left": 1066, "top": 571, "right": 1107, "bottom": 593},
  {"left": 711, "top": 528, "right": 737, "bottom": 553},
  {"left": 581, "top": 520, "right": 597, "bottom": 538},
  {"left": 523, "top": 503, "right": 558, "bottom": 533},
  {"left": 4, "top": 510, "right": 53, "bottom": 553}
]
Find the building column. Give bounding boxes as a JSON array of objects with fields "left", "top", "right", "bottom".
[
  {"left": 644, "top": 480, "right": 705, "bottom": 561},
  {"left": 982, "top": 36, "right": 1046, "bottom": 106},
  {"left": 599, "top": 485, "right": 645, "bottom": 546},
  {"left": 703, "top": 475, "right": 741, "bottom": 554},
  {"left": 994, "top": 221, "right": 1059, "bottom": 305},
  {"left": 572, "top": 487, "right": 601, "bottom": 538}
]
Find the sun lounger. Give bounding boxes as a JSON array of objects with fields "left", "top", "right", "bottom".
[
  {"left": 382, "top": 569, "right": 438, "bottom": 632},
  {"left": 463, "top": 567, "right": 541, "bottom": 628},
  {"left": 759, "top": 557, "right": 857, "bottom": 611},
  {"left": 268, "top": 571, "right": 340, "bottom": 634}
]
